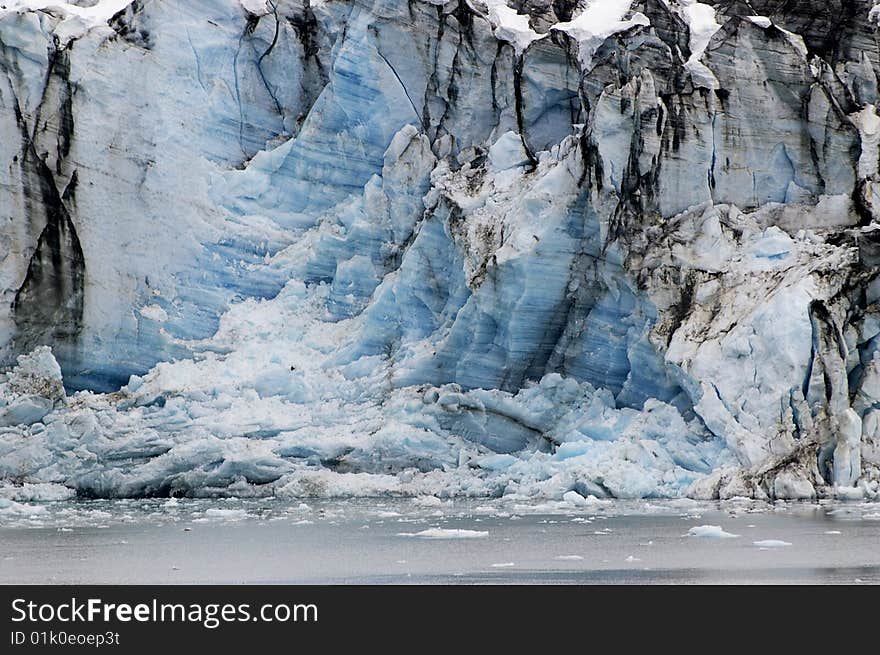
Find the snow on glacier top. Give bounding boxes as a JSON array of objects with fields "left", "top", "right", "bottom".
[
  {"left": 470, "top": 0, "right": 652, "bottom": 65},
  {"left": 0, "top": 0, "right": 133, "bottom": 21},
  {"left": 553, "top": 0, "right": 650, "bottom": 68},
  {"left": 239, "top": 0, "right": 271, "bottom": 16},
  {"left": 0, "top": 0, "right": 135, "bottom": 43},
  {"left": 662, "top": 0, "right": 722, "bottom": 88},
  {"left": 483, "top": 0, "right": 546, "bottom": 54}
]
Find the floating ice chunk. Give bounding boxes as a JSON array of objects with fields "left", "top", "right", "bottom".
[
  {"left": 562, "top": 490, "right": 609, "bottom": 508},
  {"left": 0, "top": 483, "right": 74, "bottom": 502},
  {"left": 824, "top": 530, "right": 842, "bottom": 535},
  {"left": 554, "top": 555, "right": 584, "bottom": 561},
  {"left": 204, "top": 508, "right": 248, "bottom": 520},
  {"left": 686, "top": 525, "right": 739, "bottom": 538},
  {"left": 625, "top": 555, "right": 641, "bottom": 562},
  {"left": 491, "top": 562, "right": 515, "bottom": 568},
  {"left": 0, "top": 498, "right": 46, "bottom": 515},
  {"left": 412, "top": 495, "right": 444, "bottom": 508},
  {"left": 753, "top": 539, "right": 792, "bottom": 548},
  {"left": 397, "top": 528, "right": 489, "bottom": 539}
]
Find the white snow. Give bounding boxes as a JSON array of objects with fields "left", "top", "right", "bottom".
[
  {"left": 745, "top": 15, "right": 772, "bottom": 29},
  {"left": 554, "top": 0, "right": 650, "bottom": 69},
  {"left": 483, "top": 0, "right": 546, "bottom": 54},
  {"left": 849, "top": 105, "right": 880, "bottom": 178},
  {"left": 664, "top": 0, "right": 722, "bottom": 88},
  {"left": 677, "top": 1, "right": 721, "bottom": 59},
  {"left": 0, "top": 1, "right": 136, "bottom": 43},
  {"left": 239, "top": 0, "right": 270, "bottom": 16}
]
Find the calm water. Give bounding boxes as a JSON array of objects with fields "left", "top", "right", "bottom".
[{"left": 1, "top": 497, "right": 879, "bottom": 584}]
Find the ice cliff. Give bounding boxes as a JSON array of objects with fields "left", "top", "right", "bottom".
[{"left": 2, "top": 0, "right": 880, "bottom": 501}]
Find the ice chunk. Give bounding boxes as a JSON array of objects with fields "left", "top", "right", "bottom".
[
  {"left": 204, "top": 508, "right": 249, "bottom": 520},
  {"left": 0, "top": 483, "right": 74, "bottom": 502},
  {"left": 753, "top": 539, "right": 792, "bottom": 548},
  {"left": 4, "top": 346, "right": 64, "bottom": 402},
  {"left": 562, "top": 490, "right": 609, "bottom": 508},
  {"left": 0, "top": 397, "right": 53, "bottom": 427},
  {"left": 488, "top": 132, "right": 531, "bottom": 172},
  {"left": 473, "top": 454, "right": 518, "bottom": 471},
  {"left": 745, "top": 16, "right": 772, "bottom": 29},
  {"left": 772, "top": 472, "right": 816, "bottom": 500},
  {"left": 686, "top": 525, "right": 739, "bottom": 538},
  {"left": 397, "top": 528, "right": 489, "bottom": 539},
  {"left": 0, "top": 498, "right": 46, "bottom": 515}
]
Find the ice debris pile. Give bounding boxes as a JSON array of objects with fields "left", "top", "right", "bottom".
[{"left": 2, "top": 0, "right": 880, "bottom": 501}]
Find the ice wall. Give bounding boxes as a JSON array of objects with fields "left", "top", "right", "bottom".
[{"left": 1, "top": 0, "right": 880, "bottom": 501}]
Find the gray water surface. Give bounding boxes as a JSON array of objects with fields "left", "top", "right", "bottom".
[{"left": 2, "top": 498, "right": 879, "bottom": 584}]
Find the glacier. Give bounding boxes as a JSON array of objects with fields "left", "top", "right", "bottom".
[{"left": 1, "top": 0, "right": 880, "bottom": 502}]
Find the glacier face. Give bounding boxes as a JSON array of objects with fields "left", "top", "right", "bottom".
[{"left": 1, "top": 0, "right": 880, "bottom": 501}]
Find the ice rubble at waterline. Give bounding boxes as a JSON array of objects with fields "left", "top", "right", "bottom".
[{"left": 1, "top": 1, "right": 880, "bottom": 502}]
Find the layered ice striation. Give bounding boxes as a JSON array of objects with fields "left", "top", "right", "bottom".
[{"left": 2, "top": 0, "right": 880, "bottom": 501}]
